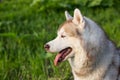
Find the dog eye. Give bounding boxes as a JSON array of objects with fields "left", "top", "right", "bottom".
[{"left": 61, "top": 35, "right": 66, "bottom": 38}]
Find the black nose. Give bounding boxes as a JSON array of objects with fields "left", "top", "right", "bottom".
[{"left": 44, "top": 44, "right": 50, "bottom": 51}]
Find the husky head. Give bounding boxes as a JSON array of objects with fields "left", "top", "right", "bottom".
[
  {"left": 44, "top": 8, "right": 105, "bottom": 66},
  {"left": 44, "top": 8, "right": 85, "bottom": 66}
]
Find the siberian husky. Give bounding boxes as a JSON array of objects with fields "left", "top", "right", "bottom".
[{"left": 44, "top": 8, "right": 120, "bottom": 80}]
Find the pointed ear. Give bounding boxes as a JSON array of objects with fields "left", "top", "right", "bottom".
[
  {"left": 65, "top": 11, "right": 73, "bottom": 20},
  {"left": 72, "top": 8, "right": 84, "bottom": 25}
]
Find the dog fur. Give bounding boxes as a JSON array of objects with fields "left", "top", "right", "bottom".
[{"left": 45, "top": 8, "right": 120, "bottom": 80}]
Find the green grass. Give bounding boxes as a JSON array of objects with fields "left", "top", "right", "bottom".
[{"left": 0, "top": 0, "right": 120, "bottom": 80}]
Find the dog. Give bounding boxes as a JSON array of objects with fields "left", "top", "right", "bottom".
[{"left": 44, "top": 8, "right": 120, "bottom": 80}]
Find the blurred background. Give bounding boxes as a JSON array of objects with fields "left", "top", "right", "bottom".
[{"left": 0, "top": 0, "right": 120, "bottom": 80}]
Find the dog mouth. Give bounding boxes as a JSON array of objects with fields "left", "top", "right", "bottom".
[{"left": 54, "top": 47, "right": 72, "bottom": 66}]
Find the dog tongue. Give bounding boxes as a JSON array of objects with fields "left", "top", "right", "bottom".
[{"left": 54, "top": 53, "right": 62, "bottom": 66}]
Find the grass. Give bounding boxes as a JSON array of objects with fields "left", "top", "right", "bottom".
[{"left": 0, "top": 0, "right": 120, "bottom": 80}]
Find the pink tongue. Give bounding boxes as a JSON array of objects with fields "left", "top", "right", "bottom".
[{"left": 54, "top": 53, "right": 62, "bottom": 66}]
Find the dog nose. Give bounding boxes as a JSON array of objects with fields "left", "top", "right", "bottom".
[{"left": 44, "top": 44, "right": 50, "bottom": 51}]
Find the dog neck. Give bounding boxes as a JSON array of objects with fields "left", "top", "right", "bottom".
[
  {"left": 68, "top": 50, "right": 95, "bottom": 78},
  {"left": 68, "top": 41, "right": 114, "bottom": 80}
]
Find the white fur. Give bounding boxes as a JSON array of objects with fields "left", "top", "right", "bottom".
[
  {"left": 65, "top": 11, "right": 73, "bottom": 20},
  {"left": 45, "top": 8, "right": 120, "bottom": 80}
]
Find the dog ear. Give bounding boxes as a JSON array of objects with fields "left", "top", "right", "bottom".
[
  {"left": 72, "top": 8, "right": 84, "bottom": 25},
  {"left": 65, "top": 11, "right": 73, "bottom": 20}
]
